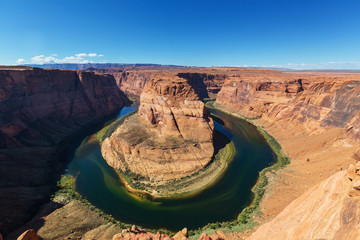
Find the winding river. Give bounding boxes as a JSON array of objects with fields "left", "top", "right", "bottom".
[{"left": 65, "top": 105, "right": 275, "bottom": 231}]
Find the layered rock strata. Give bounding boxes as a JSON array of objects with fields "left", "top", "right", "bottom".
[
  {"left": 0, "top": 67, "right": 128, "bottom": 236},
  {"left": 102, "top": 77, "right": 214, "bottom": 182},
  {"left": 250, "top": 162, "right": 360, "bottom": 240},
  {"left": 216, "top": 72, "right": 360, "bottom": 139},
  {"left": 89, "top": 67, "right": 229, "bottom": 99},
  {"left": 215, "top": 71, "right": 360, "bottom": 238}
]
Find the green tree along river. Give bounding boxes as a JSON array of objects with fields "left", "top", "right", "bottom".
[{"left": 66, "top": 105, "right": 275, "bottom": 231}]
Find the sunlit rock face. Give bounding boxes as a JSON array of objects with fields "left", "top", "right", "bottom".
[
  {"left": 216, "top": 72, "right": 360, "bottom": 139},
  {"left": 0, "top": 67, "right": 128, "bottom": 235},
  {"left": 102, "top": 77, "right": 214, "bottom": 181},
  {"left": 250, "top": 162, "right": 360, "bottom": 240}
]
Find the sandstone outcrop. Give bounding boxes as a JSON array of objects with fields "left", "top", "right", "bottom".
[
  {"left": 0, "top": 67, "right": 128, "bottom": 236},
  {"left": 216, "top": 72, "right": 360, "bottom": 139},
  {"left": 250, "top": 162, "right": 360, "bottom": 240},
  {"left": 114, "top": 70, "right": 154, "bottom": 95},
  {"left": 346, "top": 111, "right": 360, "bottom": 143},
  {"left": 102, "top": 77, "right": 214, "bottom": 183},
  {"left": 16, "top": 229, "right": 39, "bottom": 240},
  {"left": 112, "top": 226, "right": 231, "bottom": 240},
  {"left": 87, "top": 66, "right": 228, "bottom": 99},
  {"left": 112, "top": 225, "right": 175, "bottom": 240},
  {"left": 214, "top": 70, "right": 360, "bottom": 239},
  {"left": 216, "top": 77, "right": 304, "bottom": 118}
]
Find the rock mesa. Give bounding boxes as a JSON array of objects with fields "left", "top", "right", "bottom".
[{"left": 102, "top": 77, "right": 214, "bottom": 182}]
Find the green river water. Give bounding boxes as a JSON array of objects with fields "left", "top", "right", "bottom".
[{"left": 66, "top": 105, "right": 275, "bottom": 231}]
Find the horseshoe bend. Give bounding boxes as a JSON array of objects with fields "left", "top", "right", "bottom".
[
  {"left": 100, "top": 76, "right": 219, "bottom": 197},
  {"left": 1, "top": 65, "right": 360, "bottom": 240}
]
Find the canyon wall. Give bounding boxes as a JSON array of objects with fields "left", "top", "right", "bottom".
[
  {"left": 214, "top": 71, "right": 360, "bottom": 239},
  {"left": 250, "top": 162, "right": 360, "bottom": 240},
  {"left": 102, "top": 77, "right": 214, "bottom": 182},
  {"left": 0, "top": 67, "right": 128, "bottom": 236},
  {"left": 113, "top": 71, "right": 154, "bottom": 95},
  {"left": 216, "top": 73, "right": 360, "bottom": 139},
  {"left": 138, "top": 77, "right": 214, "bottom": 142},
  {"left": 114, "top": 70, "right": 227, "bottom": 99},
  {"left": 88, "top": 67, "right": 228, "bottom": 99}
]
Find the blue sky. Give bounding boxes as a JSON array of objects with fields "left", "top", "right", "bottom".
[{"left": 1, "top": 0, "right": 360, "bottom": 69}]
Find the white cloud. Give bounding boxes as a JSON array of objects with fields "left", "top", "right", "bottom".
[
  {"left": 16, "top": 58, "right": 27, "bottom": 64},
  {"left": 20, "top": 53, "right": 105, "bottom": 65},
  {"left": 240, "top": 61, "right": 360, "bottom": 70}
]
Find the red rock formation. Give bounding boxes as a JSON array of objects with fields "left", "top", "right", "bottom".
[
  {"left": 266, "top": 80, "right": 360, "bottom": 129},
  {"left": 138, "top": 77, "right": 214, "bottom": 141},
  {"left": 112, "top": 226, "right": 186, "bottom": 240},
  {"left": 102, "top": 77, "right": 214, "bottom": 183},
  {"left": 113, "top": 70, "right": 154, "bottom": 95},
  {"left": 87, "top": 66, "right": 228, "bottom": 99},
  {"left": 112, "top": 226, "right": 231, "bottom": 240},
  {"left": 214, "top": 70, "right": 360, "bottom": 239},
  {"left": 16, "top": 229, "right": 39, "bottom": 240},
  {"left": 0, "top": 67, "right": 128, "bottom": 236},
  {"left": 216, "top": 72, "right": 360, "bottom": 140},
  {"left": 177, "top": 72, "right": 227, "bottom": 99},
  {"left": 216, "top": 78, "right": 304, "bottom": 118},
  {"left": 346, "top": 112, "right": 360, "bottom": 143},
  {"left": 249, "top": 162, "right": 360, "bottom": 240}
]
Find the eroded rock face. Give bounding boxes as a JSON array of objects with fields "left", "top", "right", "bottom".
[
  {"left": 250, "top": 162, "right": 360, "bottom": 240},
  {"left": 0, "top": 67, "right": 128, "bottom": 236},
  {"left": 216, "top": 72, "right": 360, "bottom": 140},
  {"left": 102, "top": 77, "right": 214, "bottom": 182},
  {"left": 89, "top": 67, "right": 228, "bottom": 99},
  {"left": 16, "top": 229, "right": 39, "bottom": 240},
  {"left": 346, "top": 112, "right": 360, "bottom": 143},
  {"left": 138, "top": 78, "right": 214, "bottom": 142},
  {"left": 216, "top": 77, "right": 304, "bottom": 118},
  {"left": 266, "top": 80, "right": 360, "bottom": 129}
]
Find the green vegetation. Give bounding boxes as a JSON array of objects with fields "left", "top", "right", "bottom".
[
  {"left": 52, "top": 175, "right": 132, "bottom": 228},
  {"left": 58, "top": 100, "right": 289, "bottom": 236},
  {"left": 205, "top": 101, "right": 260, "bottom": 121},
  {"left": 115, "top": 131, "right": 236, "bottom": 200},
  {"left": 155, "top": 138, "right": 235, "bottom": 199},
  {"left": 93, "top": 111, "right": 136, "bottom": 143},
  {"left": 52, "top": 174, "right": 174, "bottom": 235},
  {"left": 124, "top": 91, "right": 140, "bottom": 104}
]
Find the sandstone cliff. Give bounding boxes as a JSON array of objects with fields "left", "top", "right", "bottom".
[
  {"left": 0, "top": 67, "right": 128, "bottom": 236},
  {"left": 250, "top": 162, "right": 360, "bottom": 240},
  {"left": 214, "top": 71, "right": 360, "bottom": 238},
  {"left": 101, "top": 77, "right": 214, "bottom": 184},
  {"left": 88, "top": 67, "right": 228, "bottom": 100},
  {"left": 216, "top": 72, "right": 360, "bottom": 139},
  {"left": 113, "top": 70, "right": 227, "bottom": 99}
]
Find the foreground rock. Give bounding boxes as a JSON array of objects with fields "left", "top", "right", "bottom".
[
  {"left": 102, "top": 77, "right": 214, "bottom": 184},
  {"left": 250, "top": 162, "right": 360, "bottom": 240},
  {"left": 16, "top": 229, "right": 39, "bottom": 240},
  {"left": 0, "top": 67, "right": 128, "bottom": 236}
]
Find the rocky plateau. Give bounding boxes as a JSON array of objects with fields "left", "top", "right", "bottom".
[{"left": 101, "top": 76, "right": 214, "bottom": 185}]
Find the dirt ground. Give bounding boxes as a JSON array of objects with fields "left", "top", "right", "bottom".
[{"left": 255, "top": 119, "right": 360, "bottom": 224}]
